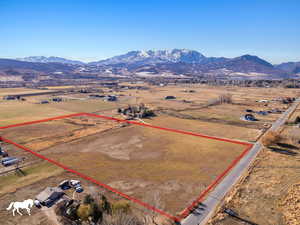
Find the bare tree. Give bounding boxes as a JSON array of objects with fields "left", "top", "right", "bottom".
[
  {"left": 288, "top": 126, "right": 300, "bottom": 144},
  {"left": 206, "top": 94, "right": 233, "bottom": 107},
  {"left": 219, "top": 93, "right": 233, "bottom": 104},
  {"left": 261, "top": 131, "right": 282, "bottom": 147}
]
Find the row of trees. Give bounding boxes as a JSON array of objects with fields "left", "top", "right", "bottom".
[
  {"left": 261, "top": 128, "right": 300, "bottom": 147},
  {"left": 118, "top": 103, "right": 156, "bottom": 119},
  {"left": 261, "top": 131, "right": 282, "bottom": 147},
  {"left": 207, "top": 93, "right": 233, "bottom": 107}
]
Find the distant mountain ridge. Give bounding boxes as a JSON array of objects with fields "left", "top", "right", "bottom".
[
  {"left": 275, "top": 61, "right": 300, "bottom": 73},
  {"left": 89, "top": 49, "right": 206, "bottom": 65},
  {"left": 0, "top": 49, "right": 297, "bottom": 80},
  {"left": 88, "top": 50, "right": 285, "bottom": 77},
  {"left": 0, "top": 58, "right": 76, "bottom": 72},
  {"left": 17, "top": 56, "right": 85, "bottom": 65}
]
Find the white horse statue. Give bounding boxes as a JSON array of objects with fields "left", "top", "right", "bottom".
[{"left": 6, "top": 199, "right": 34, "bottom": 216}]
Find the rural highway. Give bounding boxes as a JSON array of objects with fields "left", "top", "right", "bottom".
[{"left": 181, "top": 98, "right": 300, "bottom": 225}]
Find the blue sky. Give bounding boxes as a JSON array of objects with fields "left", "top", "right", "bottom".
[{"left": 0, "top": 0, "right": 299, "bottom": 63}]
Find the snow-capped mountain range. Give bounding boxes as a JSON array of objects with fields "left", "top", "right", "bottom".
[
  {"left": 8, "top": 49, "right": 300, "bottom": 78},
  {"left": 90, "top": 49, "right": 206, "bottom": 65},
  {"left": 16, "top": 56, "right": 85, "bottom": 65}
]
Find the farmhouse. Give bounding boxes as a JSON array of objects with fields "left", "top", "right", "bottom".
[
  {"left": 35, "top": 187, "right": 66, "bottom": 208},
  {"left": 118, "top": 104, "right": 155, "bottom": 119}
]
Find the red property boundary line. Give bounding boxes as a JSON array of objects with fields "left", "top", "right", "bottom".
[{"left": 0, "top": 113, "right": 253, "bottom": 223}]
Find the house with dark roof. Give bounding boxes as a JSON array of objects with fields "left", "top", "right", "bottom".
[{"left": 35, "top": 187, "right": 65, "bottom": 208}]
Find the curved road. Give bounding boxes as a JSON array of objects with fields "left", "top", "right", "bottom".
[{"left": 182, "top": 98, "right": 300, "bottom": 225}]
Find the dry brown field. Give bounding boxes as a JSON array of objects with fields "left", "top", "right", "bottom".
[
  {"left": 1, "top": 115, "right": 245, "bottom": 216},
  {"left": 208, "top": 106, "right": 300, "bottom": 225},
  {"left": 0, "top": 84, "right": 299, "bottom": 224}
]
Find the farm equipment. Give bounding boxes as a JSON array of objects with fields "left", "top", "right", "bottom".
[{"left": 1, "top": 157, "right": 23, "bottom": 167}]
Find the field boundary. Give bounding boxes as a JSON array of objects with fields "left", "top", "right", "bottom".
[{"left": 0, "top": 113, "right": 253, "bottom": 223}]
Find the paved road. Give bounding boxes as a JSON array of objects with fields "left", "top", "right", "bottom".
[{"left": 182, "top": 98, "right": 300, "bottom": 225}]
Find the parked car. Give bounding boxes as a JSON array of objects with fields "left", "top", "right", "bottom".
[
  {"left": 58, "top": 180, "right": 84, "bottom": 193},
  {"left": 0, "top": 147, "right": 8, "bottom": 157}
]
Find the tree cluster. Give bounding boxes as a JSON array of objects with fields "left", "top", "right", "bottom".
[{"left": 55, "top": 194, "right": 145, "bottom": 225}]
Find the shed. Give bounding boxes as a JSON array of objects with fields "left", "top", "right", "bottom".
[
  {"left": 165, "top": 96, "right": 176, "bottom": 100},
  {"left": 36, "top": 187, "right": 65, "bottom": 207},
  {"left": 3, "top": 95, "right": 16, "bottom": 100}
]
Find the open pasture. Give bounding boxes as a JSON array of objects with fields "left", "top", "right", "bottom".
[{"left": 1, "top": 114, "right": 248, "bottom": 219}]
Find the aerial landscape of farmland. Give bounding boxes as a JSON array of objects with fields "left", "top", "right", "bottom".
[{"left": 1, "top": 1, "right": 300, "bottom": 225}]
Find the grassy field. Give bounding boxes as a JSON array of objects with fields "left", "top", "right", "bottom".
[
  {"left": 0, "top": 161, "right": 64, "bottom": 195},
  {"left": 0, "top": 98, "right": 118, "bottom": 126},
  {"left": 2, "top": 117, "right": 246, "bottom": 215},
  {"left": 208, "top": 106, "right": 300, "bottom": 225},
  {"left": 1, "top": 84, "right": 297, "bottom": 128},
  {"left": 0, "top": 84, "right": 299, "bottom": 223},
  {"left": 114, "top": 85, "right": 297, "bottom": 129},
  {"left": 116, "top": 84, "right": 299, "bottom": 108},
  {"left": 144, "top": 115, "right": 260, "bottom": 142},
  {"left": 0, "top": 88, "right": 53, "bottom": 96},
  {"left": 208, "top": 146, "right": 300, "bottom": 225},
  {"left": 0, "top": 101, "right": 71, "bottom": 126}
]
